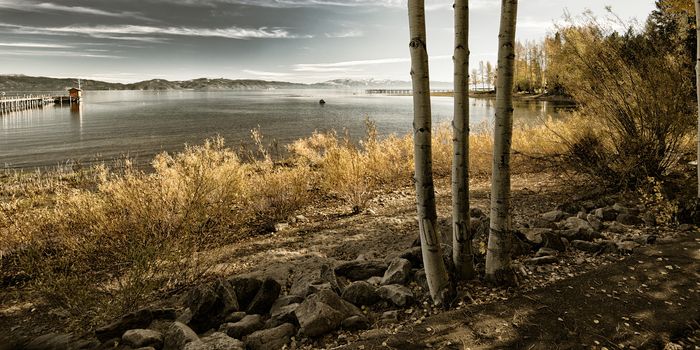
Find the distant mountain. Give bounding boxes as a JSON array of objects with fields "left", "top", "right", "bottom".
[{"left": 0, "top": 75, "right": 453, "bottom": 92}]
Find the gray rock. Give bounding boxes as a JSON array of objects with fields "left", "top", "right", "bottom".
[
  {"left": 186, "top": 279, "right": 239, "bottom": 333},
  {"left": 320, "top": 263, "right": 344, "bottom": 294},
  {"left": 25, "top": 333, "right": 96, "bottom": 350},
  {"left": 541, "top": 210, "right": 567, "bottom": 222},
  {"left": 273, "top": 223, "right": 290, "bottom": 232},
  {"left": 529, "top": 217, "right": 559, "bottom": 229},
  {"left": 95, "top": 308, "right": 154, "bottom": 342},
  {"left": 594, "top": 207, "right": 618, "bottom": 221},
  {"left": 122, "top": 329, "right": 163, "bottom": 349},
  {"left": 617, "top": 213, "right": 643, "bottom": 226},
  {"left": 341, "top": 281, "right": 380, "bottom": 306},
  {"left": 295, "top": 289, "right": 360, "bottom": 337},
  {"left": 184, "top": 332, "right": 244, "bottom": 350},
  {"left": 525, "top": 256, "right": 558, "bottom": 265},
  {"left": 271, "top": 295, "right": 304, "bottom": 312},
  {"left": 413, "top": 269, "right": 428, "bottom": 291},
  {"left": 398, "top": 247, "right": 423, "bottom": 267},
  {"left": 341, "top": 315, "right": 371, "bottom": 331},
  {"left": 535, "top": 247, "right": 559, "bottom": 257},
  {"left": 564, "top": 217, "right": 593, "bottom": 232},
  {"left": 176, "top": 309, "right": 192, "bottom": 325},
  {"left": 613, "top": 203, "right": 640, "bottom": 216},
  {"left": 163, "top": 322, "right": 198, "bottom": 350},
  {"left": 366, "top": 276, "right": 382, "bottom": 285},
  {"left": 570, "top": 240, "right": 601, "bottom": 253},
  {"left": 227, "top": 277, "right": 263, "bottom": 311},
  {"left": 270, "top": 303, "right": 299, "bottom": 326},
  {"left": 334, "top": 260, "right": 388, "bottom": 281},
  {"left": 586, "top": 214, "right": 604, "bottom": 231},
  {"left": 246, "top": 278, "right": 281, "bottom": 315},
  {"left": 244, "top": 323, "right": 295, "bottom": 350},
  {"left": 576, "top": 211, "right": 587, "bottom": 220},
  {"left": 219, "top": 315, "right": 264, "bottom": 339},
  {"left": 223, "top": 311, "right": 247, "bottom": 324},
  {"left": 616, "top": 240, "right": 640, "bottom": 253},
  {"left": 377, "top": 285, "right": 414, "bottom": 307},
  {"left": 380, "top": 310, "right": 399, "bottom": 324},
  {"left": 380, "top": 258, "right": 412, "bottom": 285},
  {"left": 523, "top": 228, "right": 565, "bottom": 251},
  {"left": 305, "top": 281, "right": 334, "bottom": 296}
]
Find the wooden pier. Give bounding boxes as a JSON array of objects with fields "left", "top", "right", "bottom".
[
  {"left": 0, "top": 95, "right": 55, "bottom": 114},
  {"left": 365, "top": 89, "right": 454, "bottom": 96}
]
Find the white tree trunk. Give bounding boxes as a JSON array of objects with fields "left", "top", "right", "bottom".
[
  {"left": 486, "top": 0, "right": 518, "bottom": 285},
  {"left": 452, "top": 0, "right": 475, "bottom": 280},
  {"left": 696, "top": 0, "right": 700, "bottom": 198},
  {"left": 408, "top": 0, "right": 451, "bottom": 304}
]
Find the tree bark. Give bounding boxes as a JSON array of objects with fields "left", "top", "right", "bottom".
[
  {"left": 486, "top": 0, "right": 518, "bottom": 285},
  {"left": 452, "top": 0, "right": 475, "bottom": 281},
  {"left": 408, "top": 0, "right": 451, "bottom": 304},
  {"left": 696, "top": 0, "right": 700, "bottom": 198}
]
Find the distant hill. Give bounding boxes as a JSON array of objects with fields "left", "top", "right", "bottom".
[{"left": 0, "top": 75, "right": 452, "bottom": 92}]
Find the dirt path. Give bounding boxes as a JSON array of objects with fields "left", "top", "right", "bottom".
[{"left": 339, "top": 234, "right": 700, "bottom": 349}]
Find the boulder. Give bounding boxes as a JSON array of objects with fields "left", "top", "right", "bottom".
[
  {"left": 541, "top": 210, "right": 567, "bottom": 222},
  {"left": 244, "top": 323, "right": 295, "bottom": 350},
  {"left": 606, "top": 221, "right": 627, "bottom": 234},
  {"left": 163, "top": 322, "right": 198, "bottom": 350},
  {"left": 186, "top": 279, "right": 239, "bottom": 333},
  {"left": 380, "top": 258, "right": 412, "bottom": 285},
  {"left": 570, "top": 240, "right": 601, "bottom": 253},
  {"left": 586, "top": 214, "right": 604, "bottom": 231},
  {"left": 122, "top": 329, "right": 163, "bottom": 349},
  {"left": 341, "top": 281, "right": 380, "bottom": 306},
  {"left": 246, "top": 278, "right": 281, "bottom": 315},
  {"left": 227, "top": 277, "right": 262, "bottom": 311},
  {"left": 616, "top": 240, "right": 641, "bottom": 253},
  {"left": 295, "top": 289, "right": 361, "bottom": 337},
  {"left": 529, "top": 217, "right": 559, "bottom": 229},
  {"left": 377, "top": 285, "right": 414, "bottom": 307},
  {"left": 564, "top": 217, "right": 593, "bottom": 232},
  {"left": 398, "top": 247, "right": 423, "bottom": 267},
  {"left": 26, "top": 333, "right": 97, "bottom": 350},
  {"left": 95, "top": 308, "right": 154, "bottom": 342},
  {"left": 270, "top": 295, "right": 304, "bottom": 313},
  {"left": 535, "top": 247, "right": 559, "bottom": 257},
  {"left": 223, "top": 311, "right": 247, "bottom": 324},
  {"left": 616, "top": 213, "right": 643, "bottom": 226},
  {"left": 320, "top": 263, "right": 344, "bottom": 294},
  {"left": 524, "top": 256, "right": 558, "bottom": 265},
  {"left": 366, "top": 276, "right": 382, "bottom": 286},
  {"left": 334, "top": 260, "right": 388, "bottom": 281},
  {"left": 594, "top": 207, "right": 618, "bottom": 221},
  {"left": 184, "top": 332, "right": 244, "bottom": 350},
  {"left": 613, "top": 203, "right": 640, "bottom": 216},
  {"left": 219, "top": 315, "right": 264, "bottom": 339},
  {"left": 269, "top": 303, "right": 299, "bottom": 327},
  {"left": 341, "top": 315, "right": 371, "bottom": 331},
  {"left": 523, "top": 228, "right": 565, "bottom": 252},
  {"left": 413, "top": 269, "right": 429, "bottom": 291}
]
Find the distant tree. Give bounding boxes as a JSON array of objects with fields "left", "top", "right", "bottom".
[
  {"left": 479, "top": 61, "right": 486, "bottom": 90},
  {"left": 407, "top": 0, "right": 450, "bottom": 305},
  {"left": 695, "top": 0, "right": 700, "bottom": 198},
  {"left": 486, "top": 61, "right": 494, "bottom": 89},
  {"left": 471, "top": 68, "right": 479, "bottom": 90},
  {"left": 452, "top": 0, "right": 475, "bottom": 280},
  {"left": 486, "top": 0, "right": 518, "bottom": 285}
]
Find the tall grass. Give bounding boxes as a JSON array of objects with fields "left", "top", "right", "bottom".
[{"left": 0, "top": 116, "right": 614, "bottom": 328}]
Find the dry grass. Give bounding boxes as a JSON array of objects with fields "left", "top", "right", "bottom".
[{"left": 0, "top": 114, "right": 660, "bottom": 329}]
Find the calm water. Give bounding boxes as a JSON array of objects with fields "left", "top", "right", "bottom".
[{"left": 0, "top": 90, "right": 573, "bottom": 169}]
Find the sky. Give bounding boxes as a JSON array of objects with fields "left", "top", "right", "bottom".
[{"left": 0, "top": 0, "right": 657, "bottom": 83}]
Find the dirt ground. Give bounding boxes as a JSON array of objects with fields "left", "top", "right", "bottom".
[{"left": 1, "top": 172, "right": 698, "bottom": 349}]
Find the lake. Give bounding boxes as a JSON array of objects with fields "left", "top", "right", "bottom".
[{"left": 0, "top": 90, "right": 574, "bottom": 170}]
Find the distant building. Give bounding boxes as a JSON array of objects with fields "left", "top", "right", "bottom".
[{"left": 68, "top": 88, "right": 82, "bottom": 100}]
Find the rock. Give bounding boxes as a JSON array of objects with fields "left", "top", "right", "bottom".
[
  {"left": 273, "top": 223, "right": 290, "bottom": 232},
  {"left": 541, "top": 210, "right": 567, "bottom": 222},
  {"left": 122, "top": 329, "right": 163, "bottom": 349},
  {"left": 270, "top": 295, "right": 304, "bottom": 313},
  {"left": 613, "top": 203, "right": 640, "bottom": 216},
  {"left": 295, "top": 215, "right": 309, "bottom": 222},
  {"left": 25, "top": 333, "right": 94, "bottom": 350},
  {"left": 679, "top": 224, "right": 694, "bottom": 231},
  {"left": 96, "top": 308, "right": 154, "bottom": 342},
  {"left": 617, "top": 213, "right": 643, "bottom": 226},
  {"left": 616, "top": 240, "right": 641, "bottom": 253},
  {"left": 398, "top": 247, "right": 423, "bottom": 267},
  {"left": 184, "top": 332, "right": 244, "bottom": 350},
  {"left": 413, "top": 269, "right": 428, "bottom": 291},
  {"left": 594, "top": 207, "right": 618, "bottom": 221},
  {"left": 560, "top": 227, "right": 602, "bottom": 242},
  {"left": 523, "top": 228, "right": 565, "bottom": 252},
  {"left": 381, "top": 310, "right": 400, "bottom": 324},
  {"left": 377, "top": 285, "right": 414, "bottom": 307},
  {"left": 341, "top": 315, "right": 371, "bottom": 331},
  {"left": 295, "top": 289, "right": 360, "bottom": 337},
  {"left": 186, "top": 279, "right": 239, "bottom": 333},
  {"left": 535, "top": 247, "right": 559, "bottom": 257},
  {"left": 320, "top": 263, "right": 343, "bottom": 294},
  {"left": 223, "top": 311, "right": 247, "bottom": 323},
  {"left": 244, "top": 323, "right": 295, "bottom": 350},
  {"left": 576, "top": 211, "right": 587, "bottom": 220},
  {"left": 341, "top": 281, "right": 380, "bottom": 306},
  {"left": 366, "top": 276, "right": 382, "bottom": 285},
  {"left": 305, "top": 281, "right": 334, "bottom": 296},
  {"left": 556, "top": 202, "right": 581, "bottom": 214},
  {"left": 246, "top": 278, "right": 281, "bottom": 315},
  {"left": 570, "top": 240, "right": 601, "bottom": 253},
  {"left": 470, "top": 207, "right": 486, "bottom": 218},
  {"left": 529, "top": 217, "right": 559, "bottom": 229},
  {"left": 270, "top": 303, "right": 299, "bottom": 326},
  {"left": 525, "top": 256, "right": 558, "bottom": 265},
  {"left": 228, "top": 277, "right": 263, "bottom": 310},
  {"left": 586, "top": 214, "right": 604, "bottom": 231},
  {"left": 219, "top": 315, "right": 264, "bottom": 339},
  {"left": 176, "top": 309, "right": 192, "bottom": 325},
  {"left": 334, "top": 260, "right": 388, "bottom": 281},
  {"left": 607, "top": 221, "right": 627, "bottom": 234},
  {"left": 380, "top": 258, "right": 412, "bottom": 285},
  {"left": 163, "top": 322, "right": 198, "bottom": 350},
  {"left": 564, "top": 217, "right": 593, "bottom": 232}
]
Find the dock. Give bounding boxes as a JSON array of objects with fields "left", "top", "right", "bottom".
[
  {"left": 0, "top": 95, "right": 55, "bottom": 114},
  {"left": 365, "top": 89, "right": 454, "bottom": 96}
]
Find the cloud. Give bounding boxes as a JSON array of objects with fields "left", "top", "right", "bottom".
[
  {"left": 0, "top": 42, "right": 72, "bottom": 48},
  {"left": 0, "top": 0, "right": 153, "bottom": 21},
  {"left": 0, "top": 23, "right": 309, "bottom": 40},
  {"left": 242, "top": 69, "right": 292, "bottom": 77},
  {"left": 324, "top": 30, "right": 363, "bottom": 38},
  {"left": 0, "top": 50, "right": 123, "bottom": 59},
  {"left": 293, "top": 54, "right": 451, "bottom": 71},
  {"left": 148, "top": 0, "right": 496, "bottom": 10}
]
